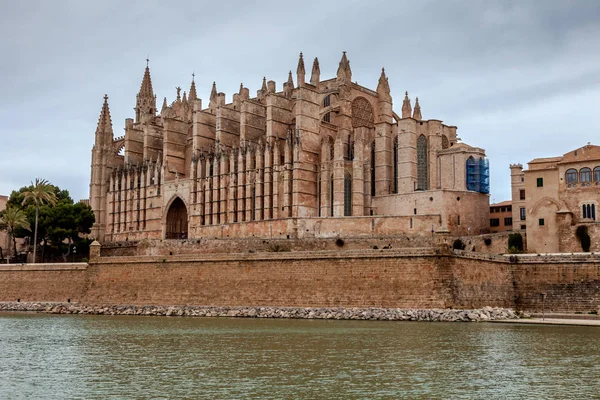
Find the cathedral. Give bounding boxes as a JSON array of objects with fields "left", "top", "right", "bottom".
[{"left": 89, "top": 52, "right": 490, "bottom": 243}]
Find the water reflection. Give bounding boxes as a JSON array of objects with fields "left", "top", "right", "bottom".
[{"left": 0, "top": 313, "right": 598, "bottom": 399}]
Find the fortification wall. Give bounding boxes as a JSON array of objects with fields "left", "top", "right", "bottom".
[{"left": 0, "top": 251, "right": 598, "bottom": 313}]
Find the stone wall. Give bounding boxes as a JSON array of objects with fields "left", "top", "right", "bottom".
[{"left": 0, "top": 250, "right": 598, "bottom": 312}]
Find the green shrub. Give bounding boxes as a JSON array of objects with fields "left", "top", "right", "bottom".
[
  {"left": 452, "top": 239, "right": 466, "bottom": 250},
  {"left": 508, "top": 233, "right": 523, "bottom": 253},
  {"left": 576, "top": 225, "right": 591, "bottom": 252}
]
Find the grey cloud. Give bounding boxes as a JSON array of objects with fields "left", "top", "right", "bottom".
[{"left": 1, "top": 0, "right": 599, "bottom": 202}]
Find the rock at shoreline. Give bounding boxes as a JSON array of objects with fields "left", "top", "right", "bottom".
[{"left": 0, "top": 302, "right": 522, "bottom": 323}]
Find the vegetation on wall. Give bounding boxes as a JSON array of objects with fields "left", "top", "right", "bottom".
[
  {"left": 575, "top": 225, "right": 591, "bottom": 252},
  {"left": 507, "top": 233, "right": 523, "bottom": 253}
]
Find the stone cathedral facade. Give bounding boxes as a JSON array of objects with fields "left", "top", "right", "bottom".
[{"left": 89, "top": 52, "right": 490, "bottom": 243}]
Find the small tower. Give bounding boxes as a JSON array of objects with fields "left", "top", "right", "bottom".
[
  {"left": 401, "top": 91, "right": 412, "bottom": 119},
  {"left": 336, "top": 51, "right": 352, "bottom": 83},
  {"left": 90, "top": 94, "right": 115, "bottom": 242},
  {"left": 413, "top": 97, "right": 422, "bottom": 120},
  {"left": 310, "top": 57, "right": 320, "bottom": 85},
  {"left": 135, "top": 59, "right": 157, "bottom": 123},
  {"left": 296, "top": 52, "right": 305, "bottom": 85}
]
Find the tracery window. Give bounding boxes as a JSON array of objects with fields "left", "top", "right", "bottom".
[
  {"left": 442, "top": 135, "right": 449, "bottom": 149},
  {"left": 351, "top": 97, "right": 374, "bottom": 128},
  {"left": 330, "top": 175, "right": 334, "bottom": 217},
  {"left": 323, "top": 112, "right": 331, "bottom": 123},
  {"left": 566, "top": 169, "right": 578, "bottom": 184},
  {"left": 323, "top": 95, "right": 331, "bottom": 107},
  {"left": 344, "top": 173, "right": 352, "bottom": 216},
  {"left": 580, "top": 167, "right": 592, "bottom": 183},
  {"left": 417, "top": 135, "right": 428, "bottom": 190}
]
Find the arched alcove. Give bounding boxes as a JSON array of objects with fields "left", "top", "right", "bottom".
[{"left": 165, "top": 197, "right": 188, "bottom": 239}]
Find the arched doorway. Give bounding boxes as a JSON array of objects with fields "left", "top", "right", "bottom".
[{"left": 166, "top": 197, "right": 188, "bottom": 239}]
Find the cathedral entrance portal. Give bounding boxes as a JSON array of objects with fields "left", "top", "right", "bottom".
[{"left": 165, "top": 197, "right": 188, "bottom": 239}]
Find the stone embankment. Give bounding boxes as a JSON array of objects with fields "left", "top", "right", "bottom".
[{"left": 0, "top": 302, "right": 521, "bottom": 322}]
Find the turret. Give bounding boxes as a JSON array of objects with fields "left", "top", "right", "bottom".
[
  {"left": 413, "top": 97, "right": 422, "bottom": 120},
  {"left": 401, "top": 91, "right": 412, "bottom": 119},
  {"left": 135, "top": 59, "right": 157, "bottom": 123},
  {"left": 336, "top": 51, "right": 352, "bottom": 83},
  {"left": 310, "top": 57, "right": 320, "bottom": 85},
  {"left": 296, "top": 52, "right": 305, "bottom": 85}
]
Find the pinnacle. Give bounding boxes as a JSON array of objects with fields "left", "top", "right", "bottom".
[
  {"left": 96, "top": 94, "right": 113, "bottom": 136},
  {"left": 210, "top": 82, "right": 217, "bottom": 100},
  {"left": 296, "top": 52, "right": 305, "bottom": 74},
  {"left": 189, "top": 77, "right": 197, "bottom": 101},
  {"left": 138, "top": 64, "right": 154, "bottom": 99}
]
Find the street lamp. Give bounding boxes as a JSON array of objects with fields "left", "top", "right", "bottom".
[{"left": 72, "top": 246, "right": 76, "bottom": 262}]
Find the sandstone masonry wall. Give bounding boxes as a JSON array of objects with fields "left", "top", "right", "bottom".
[{"left": 0, "top": 251, "right": 598, "bottom": 312}]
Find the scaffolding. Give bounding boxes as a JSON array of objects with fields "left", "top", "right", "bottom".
[{"left": 466, "top": 157, "right": 490, "bottom": 194}]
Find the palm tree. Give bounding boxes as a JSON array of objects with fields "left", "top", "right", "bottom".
[
  {"left": 0, "top": 205, "right": 30, "bottom": 262},
  {"left": 21, "top": 178, "right": 57, "bottom": 263}
]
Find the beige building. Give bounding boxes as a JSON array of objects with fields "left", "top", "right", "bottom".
[
  {"left": 511, "top": 144, "right": 600, "bottom": 253},
  {"left": 489, "top": 200, "right": 512, "bottom": 233},
  {"left": 90, "top": 52, "right": 490, "bottom": 243}
]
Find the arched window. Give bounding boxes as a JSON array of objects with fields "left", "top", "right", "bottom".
[
  {"left": 330, "top": 175, "right": 334, "bottom": 217},
  {"left": 580, "top": 167, "right": 592, "bottom": 183},
  {"left": 393, "top": 136, "right": 398, "bottom": 193},
  {"left": 344, "top": 173, "right": 352, "bottom": 216},
  {"left": 594, "top": 166, "right": 600, "bottom": 182},
  {"left": 329, "top": 138, "right": 335, "bottom": 161},
  {"left": 442, "top": 135, "right": 449, "bottom": 149},
  {"left": 417, "top": 135, "right": 428, "bottom": 190},
  {"left": 583, "top": 204, "right": 596, "bottom": 220},
  {"left": 370, "top": 141, "right": 376, "bottom": 196},
  {"left": 323, "top": 95, "right": 331, "bottom": 107},
  {"left": 566, "top": 169, "right": 578, "bottom": 184}
]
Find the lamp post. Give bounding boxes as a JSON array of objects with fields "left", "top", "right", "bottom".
[{"left": 72, "top": 246, "right": 76, "bottom": 263}]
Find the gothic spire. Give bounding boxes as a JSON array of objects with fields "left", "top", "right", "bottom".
[
  {"left": 413, "top": 97, "right": 422, "bottom": 120},
  {"left": 287, "top": 71, "right": 294, "bottom": 89},
  {"left": 261, "top": 76, "right": 267, "bottom": 93},
  {"left": 377, "top": 67, "right": 391, "bottom": 99},
  {"left": 336, "top": 51, "right": 352, "bottom": 82},
  {"left": 310, "top": 57, "right": 320, "bottom": 85},
  {"left": 135, "top": 61, "right": 157, "bottom": 122},
  {"left": 210, "top": 82, "right": 217, "bottom": 102},
  {"left": 161, "top": 97, "right": 167, "bottom": 113},
  {"left": 189, "top": 73, "right": 197, "bottom": 101},
  {"left": 402, "top": 91, "right": 412, "bottom": 119},
  {"left": 96, "top": 94, "right": 114, "bottom": 137},
  {"left": 296, "top": 52, "right": 305, "bottom": 84},
  {"left": 182, "top": 91, "right": 188, "bottom": 106}
]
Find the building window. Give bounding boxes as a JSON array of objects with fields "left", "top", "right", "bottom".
[
  {"left": 582, "top": 203, "right": 596, "bottom": 220},
  {"left": 490, "top": 208, "right": 495, "bottom": 213},
  {"left": 344, "top": 173, "right": 352, "bottom": 216},
  {"left": 393, "top": 136, "right": 398, "bottom": 194},
  {"left": 323, "top": 95, "right": 330, "bottom": 107},
  {"left": 520, "top": 207, "right": 526, "bottom": 221},
  {"left": 580, "top": 167, "right": 592, "bottom": 183},
  {"left": 417, "top": 135, "right": 428, "bottom": 190},
  {"left": 520, "top": 225, "right": 526, "bottom": 230},
  {"left": 539, "top": 218, "right": 544, "bottom": 226},
  {"left": 371, "top": 141, "right": 376, "bottom": 196},
  {"left": 323, "top": 112, "right": 330, "bottom": 123},
  {"left": 521, "top": 177, "right": 524, "bottom": 182},
  {"left": 442, "top": 135, "right": 449, "bottom": 149},
  {"left": 508, "top": 206, "right": 512, "bottom": 212},
  {"left": 490, "top": 218, "right": 500, "bottom": 227},
  {"left": 536, "top": 177, "right": 543, "bottom": 187},
  {"left": 504, "top": 217, "right": 512, "bottom": 226},
  {"left": 566, "top": 169, "right": 578, "bottom": 184},
  {"left": 519, "top": 189, "right": 525, "bottom": 200},
  {"left": 594, "top": 166, "right": 600, "bottom": 182},
  {"left": 330, "top": 175, "right": 334, "bottom": 217}
]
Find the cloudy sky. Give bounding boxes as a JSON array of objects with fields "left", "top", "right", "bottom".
[{"left": 1, "top": 0, "right": 599, "bottom": 203}]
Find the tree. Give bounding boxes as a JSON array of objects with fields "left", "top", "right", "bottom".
[
  {"left": 19, "top": 178, "right": 57, "bottom": 263},
  {"left": 0, "top": 205, "right": 30, "bottom": 261},
  {"left": 8, "top": 183, "right": 94, "bottom": 262}
]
